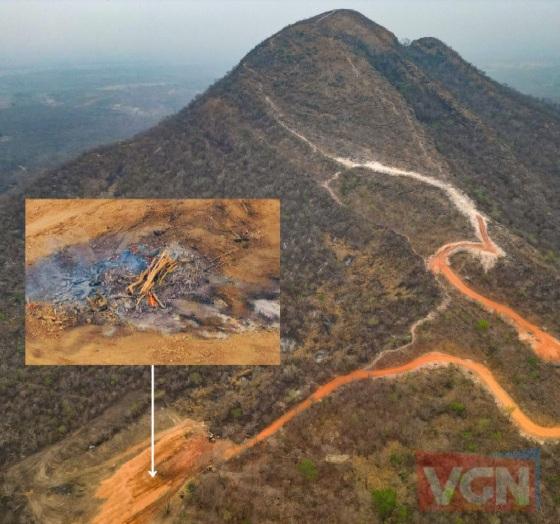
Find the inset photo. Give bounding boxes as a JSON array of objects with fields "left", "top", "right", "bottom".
[{"left": 25, "top": 199, "right": 280, "bottom": 365}]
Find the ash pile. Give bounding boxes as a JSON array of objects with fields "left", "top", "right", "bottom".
[
  {"left": 26, "top": 238, "right": 279, "bottom": 337},
  {"left": 27, "top": 241, "right": 216, "bottom": 333}
]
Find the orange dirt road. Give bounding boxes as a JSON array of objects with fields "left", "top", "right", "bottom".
[
  {"left": 228, "top": 351, "right": 560, "bottom": 459},
  {"left": 430, "top": 215, "right": 560, "bottom": 362},
  {"left": 92, "top": 214, "right": 560, "bottom": 522},
  {"left": 93, "top": 352, "right": 560, "bottom": 523}
]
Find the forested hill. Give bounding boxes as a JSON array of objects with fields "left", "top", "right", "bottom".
[{"left": 1, "top": 12, "right": 559, "bottom": 521}]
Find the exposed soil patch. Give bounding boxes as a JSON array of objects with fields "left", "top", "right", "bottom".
[{"left": 88, "top": 352, "right": 560, "bottom": 524}]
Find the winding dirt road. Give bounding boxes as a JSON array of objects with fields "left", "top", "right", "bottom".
[
  {"left": 228, "top": 351, "right": 560, "bottom": 456},
  {"left": 92, "top": 207, "right": 560, "bottom": 523},
  {"left": 93, "top": 351, "right": 560, "bottom": 523},
  {"left": 430, "top": 215, "right": 560, "bottom": 362},
  {"left": 89, "top": 108, "right": 560, "bottom": 523},
  {"left": 274, "top": 103, "right": 560, "bottom": 363}
]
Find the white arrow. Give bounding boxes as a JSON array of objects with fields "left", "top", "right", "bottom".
[{"left": 148, "top": 365, "right": 157, "bottom": 478}]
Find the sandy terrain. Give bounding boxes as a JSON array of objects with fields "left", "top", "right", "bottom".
[{"left": 26, "top": 323, "right": 279, "bottom": 365}]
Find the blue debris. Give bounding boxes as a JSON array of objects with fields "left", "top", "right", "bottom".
[{"left": 26, "top": 246, "right": 150, "bottom": 304}]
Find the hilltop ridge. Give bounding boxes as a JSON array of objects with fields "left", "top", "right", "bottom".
[
  {"left": 27, "top": 10, "right": 559, "bottom": 251},
  {"left": 2, "top": 10, "right": 560, "bottom": 523}
]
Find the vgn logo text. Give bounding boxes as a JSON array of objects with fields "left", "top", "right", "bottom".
[{"left": 416, "top": 449, "right": 540, "bottom": 512}]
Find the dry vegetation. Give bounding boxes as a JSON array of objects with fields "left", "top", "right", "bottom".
[
  {"left": 178, "top": 369, "right": 560, "bottom": 523},
  {"left": 452, "top": 236, "right": 560, "bottom": 339},
  {"left": 334, "top": 167, "right": 474, "bottom": 257},
  {"left": 1, "top": 8, "right": 560, "bottom": 523}
]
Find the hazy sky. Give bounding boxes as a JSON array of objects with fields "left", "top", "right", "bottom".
[{"left": 1, "top": 0, "right": 559, "bottom": 72}]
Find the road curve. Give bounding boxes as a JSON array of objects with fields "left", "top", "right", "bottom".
[
  {"left": 430, "top": 215, "right": 560, "bottom": 362},
  {"left": 92, "top": 352, "right": 560, "bottom": 523},
  {"left": 274, "top": 107, "right": 560, "bottom": 363},
  {"left": 91, "top": 108, "right": 560, "bottom": 522},
  {"left": 227, "top": 351, "right": 560, "bottom": 460}
]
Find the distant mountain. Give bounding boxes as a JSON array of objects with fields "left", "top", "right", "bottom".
[
  {"left": 2, "top": 10, "right": 560, "bottom": 523},
  {"left": 483, "top": 61, "right": 560, "bottom": 104},
  {"left": 0, "top": 64, "right": 215, "bottom": 193}
]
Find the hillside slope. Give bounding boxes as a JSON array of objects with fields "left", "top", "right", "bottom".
[{"left": 2, "top": 9, "right": 560, "bottom": 523}]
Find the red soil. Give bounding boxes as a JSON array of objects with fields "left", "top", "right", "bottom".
[{"left": 92, "top": 215, "right": 560, "bottom": 523}]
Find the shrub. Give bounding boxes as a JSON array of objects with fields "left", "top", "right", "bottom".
[
  {"left": 475, "top": 319, "right": 490, "bottom": 331},
  {"left": 449, "top": 401, "right": 466, "bottom": 416},
  {"left": 527, "top": 355, "right": 539, "bottom": 369},
  {"left": 371, "top": 488, "right": 397, "bottom": 521},
  {"left": 395, "top": 504, "right": 410, "bottom": 522},
  {"left": 230, "top": 406, "right": 243, "bottom": 419},
  {"left": 466, "top": 442, "right": 478, "bottom": 452},
  {"left": 297, "top": 458, "right": 318, "bottom": 481},
  {"left": 182, "top": 481, "right": 197, "bottom": 500},
  {"left": 543, "top": 250, "right": 558, "bottom": 265},
  {"left": 189, "top": 371, "right": 202, "bottom": 385}
]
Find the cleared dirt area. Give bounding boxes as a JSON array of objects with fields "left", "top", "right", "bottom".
[
  {"left": 92, "top": 420, "right": 232, "bottom": 524},
  {"left": 3, "top": 396, "right": 221, "bottom": 524},
  {"left": 88, "top": 353, "right": 560, "bottom": 524},
  {"left": 25, "top": 199, "right": 280, "bottom": 365}
]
